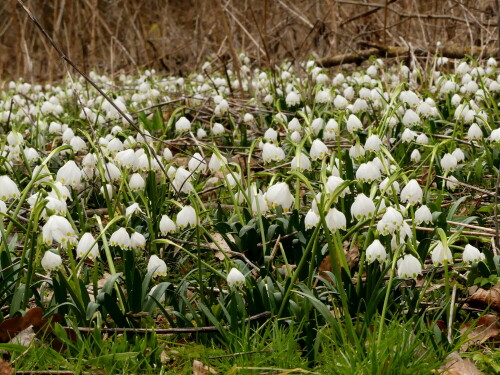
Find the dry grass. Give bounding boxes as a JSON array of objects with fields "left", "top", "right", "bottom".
[{"left": 0, "top": 0, "right": 498, "bottom": 81}]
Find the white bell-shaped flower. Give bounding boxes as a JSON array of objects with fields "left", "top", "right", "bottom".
[
  {"left": 325, "top": 208, "right": 346, "bottom": 231},
  {"left": 188, "top": 153, "right": 207, "bottom": 174},
  {"left": 41, "top": 251, "right": 62, "bottom": 272},
  {"left": 364, "top": 134, "right": 382, "bottom": 152},
  {"left": 129, "top": 173, "right": 145, "bottom": 192},
  {"left": 0, "top": 176, "right": 20, "bottom": 201},
  {"left": 56, "top": 161, "right": 82, "bottom": 188},
  {"left": 265, "top": 182, "right": 294, "bottom": 211},
  {"left": 227, "top": 267, "right": 245, "bottom": 287},
  {"left": 441, "top": 153, "right": 458, "bottom": 172},
  {"left": 397, "top": 254, "right": 422, "bottom": 279},
  {"left": 310, "top": 139, "right": 329, "bottom": 161},
  {"left": 290, "top": 153, "right": 311, "bottom": 171},
  {"left": 285, "top": 91, "right": 300, "bottom": 107},
  {"left": 148, "top": 255, "right": 167, "bottom": 277},
  {"left": 366, "top": 240, "right": 387, "bottom": 264},
  {"left": 160, "top": 215, "right": 176, "bottom": 235},
  {"left": 351, "top": 193, "right": 376, "bottom": 220},
  {"left": 109, "top": 227, "right": 131, "bottom": 250},
  {"left": 414, "top": 205, "right": 432, "bottom": 224},
  {"left": 356, "top": 161, "right": 381, "bottom": 183},
  {"left": 400, "top": 179, "right": 423, "bottom": 206},
  {"left": 42, "top": 215, "right": 77, "bottom": 248},
  {"left": 305, "top": 209, "right": 320, "bottom": 229},
  {"left": 173, "top": 167, "right": 194, "bottom": 194},
  {"left": 326, "top": 176, "right": 349, "bottom": 197},
  {"left": 76, "top": 233, "right": 99, "bottom": 260},
  {"left": 377, "top": 207, "right": 403, "bottom": 235},
  {"left": 208, "top": 153, "right": 227, "bottom": 173},
  {"left": 346, "top": 114, "right": 362, "bottom": 133},
  {"left": 130, "top": 232, "right": 146, "bottom": 250},
  {"left": 176, "top": 205, "right": 197, "bottom": 229},
  {"left": 462, "top": 244, "right": 485, "bottom": 264},
  {"left": 431, "top": 241, "right": 453, "bottom": 265},
  {"left": 175, "top": 116, "right": 191, "bottom": 132}
]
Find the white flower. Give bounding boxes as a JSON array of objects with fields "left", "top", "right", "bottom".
[
  {"left": 351, "top": 193, "right": 376, "bottom": 220},
  {"left": 160, "top": 215, "right": 176, "bottom": 235},
  {"left": 305, "top": 209, "right": 320, "bottom": 229},
  {"left": 56, "top": 161, "right": 82, "bottom": 188},
  {"left": 315, "top": 90, "right": 330, "bottom": 104},
  {"left": 41, "top": 251, "right": 62, "bottom": 272},
  {"left": 148, "top": 255, "right": 167, "bottom": 277},
  {"left": 0, "top": 176, "right": 20, "bottom": 200},
  {"left": 227, "top": 267, "right": 245, "bottom": 286},
  {"left": 349, "top": 143, "right": 365, "bottom": 159},
  {"left": 325, "top": 208, "right": 346, "bottom": 231},
  {"left": 76, "top": 233, "right": 99, "bottom": 260},
  {"left": 364, "top": 135, "right": 382, "bottom": 152},
  {"left": 416, "top": 133, "right": 429, "bottom": 145},
  {"left": 285, "top": 91, "right": 300, "bottom": 106},
  {"left": 24, "top": 147, "right": 39, "bottom": 163},
  {"left": 451, "top": 148, "right": 465, "bottom": 163},
  {"left": 104, "top": 162, "right": 121, "bottom": 182},
  {"left": 243, "top": 113, "right": 254, "bottom": 124},
  {"left": 441, "top": 153, "right": 458, "bottom": 172},
  {"left": 414, "top": 205, "right": 432, "bottom": 224},
  {"left": 0, "top": 200, "right": 6, "bottom": 214},
  {"left": 356, "top": 162, "right": 381, "bottom": 183},
  {"left": 107, "top": 138, "right": 124, "bottom": 153},
  {"left": 431, "top": 241, "right": 453, "bottom": 265},
  {"left": 400, "top": 179, "right": 423, "bottom": 205},
  {"left": 42, "top": 215, "right": 77, "bottom": 248},
  {"left": 326, "top": 176, "right": 349, "bottom": 197},
  {"left": 324, "top": 119, "right": 339, "bottom": 140},
  {"left": 250, "top": 190, "right": 268, "bottom": 215},
  {"left": 366, "top": 240, "right": 387, "bottom": 264},
  {"left": 397, "top": 254, "right": 422, "bottom": 279},
  {"left": 266, "top": 182, "right": 294, "bottom": 211},
  {"left": 379, "top": 177, "right": 400, "bottom": 194},
  {"left": 445, "top": 176, "right": 459, "bottom": 190},
  {"left": 188, "top": 153, "right": 207, "bottom": 173},
  {"left": 177, "top": 205, "right": 197, "bottom": 229},
  {"left": 226, "top": 172, "right": 240, "bottom": 187},
  {"left": 125, "top": 203, "right": 142, "bottom": 217},
  {"left": 490, "top": 128, "right": 500, "bottom": 142},
  {"left": 310, "top": 139, "right": 329, "bottom": 160},
  {"left": 290, "top": 153, "right": 311, "bottom": 171},
  {"left": 346, "top": 114, "right": 362, "bottom": 133},
  {"left": 129, "top": 173, "right": 145, "bottom": 192},
  {"left": 264, "top": 128, "right": 278, "bottom": 142},
  {"left": 410, "top": 149, "right": 421, "bottom": 162},
  {"left": 197, "top": 128, "right": 207, "bottom": 139},
  {"left": 109, "top": 227, "right": 131, "bottom": 250},
  {"left": 290, "top": 131, "right": 302, "bottom": 143},
  {"left": 173, "top": 167, "right": 194, "bottom": 194},
  {"left": 175, "top": 116, "right": 191, "bottom": 132},
  {"left": 402, "top": 109, "right": 420, "bottom": 126},
  {"left": 288, "top": 118, "right": 301, "bottom": 131},
  {"left": 115, "top": 149, "right": 136, "bottom": 168},
  {"left": 262, "top": 143, "right": 285, "bottom": 163},
  {"left": 462, "top": 244, "right": 485, "bottom": 264},
  {"left": 467, "top": 123, "right": 483, "bottom": 140},
  {"left": 100, "top": 184, "right": 114, "bottom": 198},
  {"left": 163, "top": 148, "right": 173, "bottom": 161},
  {"left": 401, "top": 128, "right": 416, "bottom": 143},
  {"left": 131, "top": 232, "right": 146, "bottom": 250},
  {"left": 377, "top": 207, "right": 403, "bottom": 235},
  {"left": 311, "top": 118, "right": 324, "bottom": 135},
  {"left": 208, "top": 153, "right": 227, "bottom": 172},
  {"left": 212, "top": 123, "right": 225, "bottom": 135}
]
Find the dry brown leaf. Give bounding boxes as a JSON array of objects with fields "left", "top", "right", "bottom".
[
  {"left": 467, "top": 284, "right": 500, "bottom": 312},
  {"left": 211, "top": 232, "right": 235, "bottom": 261},
  {"left": 440, "top": 352, "right": 482, "bottom": 375},
  {"left": 460, "top": 314, "right": 500, "bottom": 351},
  {"left": 0, "top": 359, "right": 13, "bottom": 375},
  {"left": 192, "top": 359, "right": 217, "bottom": 375}
]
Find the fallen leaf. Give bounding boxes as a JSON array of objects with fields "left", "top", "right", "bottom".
[
  {"left": 440, "top": 352, "right": 482, "bottom": 375},
  {"left": 0, "top": 307, "right": 43, "bottom": 342},
  {"left": 212, "top": 232, "right": 234, "bottom": 260},
  {"left": 460, "top": 314, "right": 500, "bottom": 351},
  {"left": 467, "top": 284, "right": 500, "bottom": 312},
  {"left": 0, "top": 359, "right": 13, "bottom": 375},
  {"left": 193, "top": 359, "right": 217, "bottom": 375}
]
